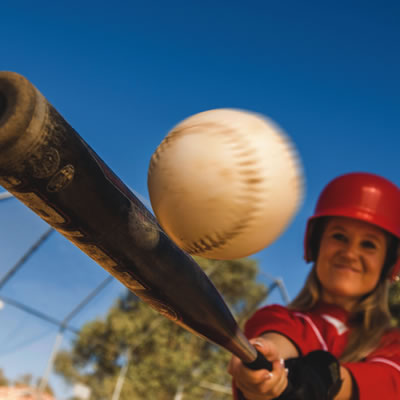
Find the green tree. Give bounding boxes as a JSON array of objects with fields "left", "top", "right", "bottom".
[{"left": 54, "top": 257, "right": 268, "bottom": 399}]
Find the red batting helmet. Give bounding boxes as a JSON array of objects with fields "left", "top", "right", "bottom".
[{"left": 304, "top": 172, "right": 400, "bottom": 281}]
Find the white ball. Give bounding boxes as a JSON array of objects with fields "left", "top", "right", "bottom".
[{"left": 148, "top": 108, "right": 304, "bottom": 259}]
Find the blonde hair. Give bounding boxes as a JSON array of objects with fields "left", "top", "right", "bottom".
[{"left": 288, "top": 265, "right": 393, "bottom": 362}]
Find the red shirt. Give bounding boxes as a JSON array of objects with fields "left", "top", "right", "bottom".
[{"left": 234, "top": 303, "right": 400, "bottom": 399}]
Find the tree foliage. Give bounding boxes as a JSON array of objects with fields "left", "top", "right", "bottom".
[{"left": 54, "top": 257, "right": 268, "bottom": 399}]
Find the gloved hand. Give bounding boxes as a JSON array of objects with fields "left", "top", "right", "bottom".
[{"left": 275, "top": 350, "right": 343, "bottom": 400}]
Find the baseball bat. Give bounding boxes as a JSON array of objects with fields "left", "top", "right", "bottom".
[{"left": 0, "top": 71, "right": 272, "bottom": 372}]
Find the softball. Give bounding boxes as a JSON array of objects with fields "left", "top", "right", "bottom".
[{"left": 147, "top": 108, "right": 304, "bottom": 259}]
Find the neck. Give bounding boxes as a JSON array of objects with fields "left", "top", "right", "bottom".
[{"left": 320, "top": 292, "right": 359, "bottom": 312}]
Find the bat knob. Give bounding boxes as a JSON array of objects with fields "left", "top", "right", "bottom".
[{"left": 243, "top": 349, "right": 273, "bottom": 371}]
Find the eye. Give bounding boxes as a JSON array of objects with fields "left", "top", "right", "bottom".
[
  {"left": 361, "top": 240, "right": 377, "bottom": 250},
  {"left": 332, "top": 232, "right": 347, "bottom": 242}
]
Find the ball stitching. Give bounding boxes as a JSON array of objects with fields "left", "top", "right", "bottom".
[{"left": 149, "top": 113, "right": 302, "bottom": 258}]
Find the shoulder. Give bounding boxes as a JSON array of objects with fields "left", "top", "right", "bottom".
[
  {"left": 381, "top": 328, "right": 400, "bottom": 347},
  {"left": 244, "top": 304, "right": 293, "bottom": 336},
  {"left": 368, "top": 328, "right": 400, "bottom": 360},
  {"left": 246, "top": 304, "right": 294, "bottom": 325},
  {"left": 249, "top": 304, "right": 290, "bottom": 318}
]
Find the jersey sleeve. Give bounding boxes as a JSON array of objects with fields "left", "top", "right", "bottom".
[
  {"left": 244, "top": 305, "right": 325, "bottom": 356},
  {"left": 344, "top": 330, "right": 400, "bottom": 399}
]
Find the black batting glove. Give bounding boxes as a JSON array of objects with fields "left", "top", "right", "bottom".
[{"left": 275, "top": 350, "right": 343, "bottom": 400}]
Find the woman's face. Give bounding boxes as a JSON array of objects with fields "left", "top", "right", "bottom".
[{"left": 316, "top": 217, "right": 388, "bottom": 311}]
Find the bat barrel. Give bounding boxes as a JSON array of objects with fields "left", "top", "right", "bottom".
[{"left": 0, "top": 71, "right": 259, "bottom": 364}]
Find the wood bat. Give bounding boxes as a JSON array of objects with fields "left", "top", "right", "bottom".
[{"left": 0, "top": 71, "right": 272, "bottom": 373}]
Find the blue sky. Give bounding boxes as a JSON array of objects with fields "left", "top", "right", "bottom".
[{"left": 1, "top": 1, "right": 400, "bottom": 398}]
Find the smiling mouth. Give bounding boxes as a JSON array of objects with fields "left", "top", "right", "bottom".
[{"left": 333, "top": 264, "right": 361, "bottom": 273}]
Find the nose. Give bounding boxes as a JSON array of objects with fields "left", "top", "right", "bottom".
[{"left": 338, "top": 240, "right": 359, "bottom": 261}]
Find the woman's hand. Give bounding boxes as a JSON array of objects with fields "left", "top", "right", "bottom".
[{"left": 228, "top": 337, "right": 288, "bottom": 400}]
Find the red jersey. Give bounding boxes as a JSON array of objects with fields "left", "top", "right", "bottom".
[{"left": 234, "top": 303, "right": 400, "bottom": 399}]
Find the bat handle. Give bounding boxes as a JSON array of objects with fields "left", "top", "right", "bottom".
[
  {"left": 242, "top": 350, "right": 294, "bottom": 399},
  {"left": 243, "top": 349, "right": 273, "bottom": 370}
]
